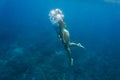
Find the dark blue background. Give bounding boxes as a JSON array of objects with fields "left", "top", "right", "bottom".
[{"left": 0, "top": 0, "right": 120, "bottom": 80}]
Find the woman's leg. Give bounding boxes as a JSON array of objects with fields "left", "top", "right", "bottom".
[
  {"left": 64, "top": 45, "right": 73, "bottom": 66},
  {"left": 69, "top": 42, "right": 84, "bottom": 48}
]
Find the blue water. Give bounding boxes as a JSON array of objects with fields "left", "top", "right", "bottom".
[{"left": 0, "top": 0, "right": 120, "bottom": 80}]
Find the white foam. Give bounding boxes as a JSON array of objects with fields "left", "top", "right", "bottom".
[{"left": 49, "top": 9, "right": 64, "bottom": 24}]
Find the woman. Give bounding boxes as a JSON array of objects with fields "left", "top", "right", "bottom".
[
  {"left": 49, "top": 9, "right": 84, "bottom": 66},
  {"left": 58, "top": 19, "right": 84, "bottom": 66}
]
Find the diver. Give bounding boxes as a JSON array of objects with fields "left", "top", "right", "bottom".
[{"left": 49, "top": 8, "right": 84, "bottom": 66}]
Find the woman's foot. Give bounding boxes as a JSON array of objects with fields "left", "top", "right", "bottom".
[{"left": 77, "top": 43, "right": 84, "bottom": 48}]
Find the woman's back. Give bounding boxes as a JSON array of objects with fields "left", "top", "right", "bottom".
[{"left": 62, "top": 29, "right": 70, "bottom": 45}]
